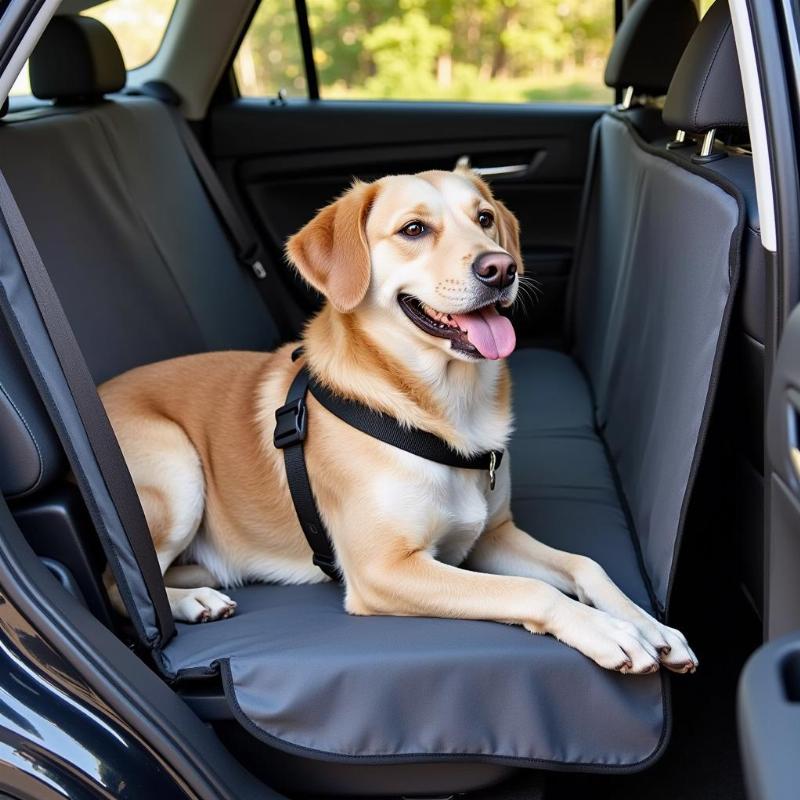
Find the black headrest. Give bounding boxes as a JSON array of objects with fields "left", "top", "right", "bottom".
[
  {"left": 604, "top": 0, "right": 699, "bottom": 95},
  {"left": 663, "top": 1, "right": 747, "bottom": 132},
  {"left": 30, "top": 15, "right": 125, "bottom": 101}
]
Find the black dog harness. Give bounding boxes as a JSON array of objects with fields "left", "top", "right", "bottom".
[{"left": 273, "top": 351, "right": 504, "bottom": 580}]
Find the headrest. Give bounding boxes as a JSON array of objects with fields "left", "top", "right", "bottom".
[
  {"left": 30, "top": 15, "right": 125, "bottom": 101},
  {"left": 663, "top": 1, "right": 747, "bottom": 132},
  {"left": 604, "top": 0, "right": 699, "bottom": 95}
]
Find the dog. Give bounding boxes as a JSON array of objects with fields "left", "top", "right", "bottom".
[{"left": 100, "top": 168, "right": 697, "bottom": 675}]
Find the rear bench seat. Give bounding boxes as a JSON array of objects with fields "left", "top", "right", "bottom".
[{"left": 0, "top": 2, "right": 755, "bottom": 796}]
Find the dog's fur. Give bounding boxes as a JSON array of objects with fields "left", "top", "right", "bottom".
[{"left": 100, "top": 169, "right": 697, "bottom": 674}]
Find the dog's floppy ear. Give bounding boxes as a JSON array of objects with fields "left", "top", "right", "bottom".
[
  {"left": 494, "top": 197, "right": 523, "bottom": 275},
  {"left": 456, "top": 167, "right": 524, "bottom": 275},
  {"left": 286, "top": 180, "right": 378, "bottom": 313}
]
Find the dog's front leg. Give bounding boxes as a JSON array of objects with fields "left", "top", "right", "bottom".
[
  {"left": 344, "top": 549, "right": 662, "bottom": 674},
  {"left": 467, "top": 519, "right": 697, "bottom": 673}
]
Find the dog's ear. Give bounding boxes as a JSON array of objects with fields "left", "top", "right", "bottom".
[
  {"left": 286, "top": 180, "right": 378, "bottom": 313},
  {"left": 456, "top": 168, "right": 524, "bottom": 275},
  {"left": 494, "top": 197, "right": 523, "bottom": 275}
]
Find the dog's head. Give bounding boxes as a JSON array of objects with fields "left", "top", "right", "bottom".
[{"left": 286, "top": 169, "right": 522, "bottom": 361}]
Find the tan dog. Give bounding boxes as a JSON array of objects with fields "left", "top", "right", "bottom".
[{"left": 100, "top": 169, "right": 697, "bottom": 675}]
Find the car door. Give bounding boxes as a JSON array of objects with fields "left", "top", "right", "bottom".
[
  {"left": 207, "top": 0, "right": 617, "bottom": 346},
  {"left": 738, "top": 303, "right": 800, "bottom": 800}
]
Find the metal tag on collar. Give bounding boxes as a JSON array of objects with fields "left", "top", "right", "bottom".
[{"left": 488, "top": 450, "right": 497, "bottom": 490}]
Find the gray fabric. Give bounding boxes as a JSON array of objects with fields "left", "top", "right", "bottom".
[
  {"left": 573, "top": 113, "right": 740, "bottom": 604},
  {"left": 604, "top": 0, "right": 698, "bottom": 94},
  {"left": 0, "top": 100, "right": 278, "bottom": 384},
  {"left": 0, "top": 97, "right": 280, "bottom": 500},
  {"left": 161, "top": 349, "right": 665, "bottom": 766},
  {"left": 0, "top": 213, "right": 160, "bottom": 643},
  {"left": 30, "top": 16, "right": 126, "bottom": 100},
  {"left": 663, "top": 0, "right": 747, "bottom": 133}
]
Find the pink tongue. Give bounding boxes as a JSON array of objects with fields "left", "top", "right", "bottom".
[{"left": 451, "top": 306, "right": 516, "bottom": 360}]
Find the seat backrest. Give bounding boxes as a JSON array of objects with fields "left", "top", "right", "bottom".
[
  {"left": 571, "top": 0, "right": 748, "bottom": 607},
  {"left": 0, "top": 15, "right": 285, "bottom": 504},
  {"left": 1, "top": 15, "right": 279, "bottom": 386}
]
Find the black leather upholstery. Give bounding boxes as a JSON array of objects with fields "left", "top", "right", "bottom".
[
  {"left": 30, "top": 15, "right": 125, "bottom": 100},
  {"left": 604, "top": 0, "right": 698, "bottom": 94},
  {"left": 663, "top": 0, "right": 747, "bottom": 132}
]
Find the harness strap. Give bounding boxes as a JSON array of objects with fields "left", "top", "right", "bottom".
[
  {"left": 275, "top": 365, "right": 339, "bottom": 580},
  {"left": 274, "top": 358, "right": 504, "bottom": 580}
]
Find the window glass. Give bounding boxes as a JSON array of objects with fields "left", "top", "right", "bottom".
[
  {"left": 9, "top": 0, "right": 175, "bottom": 97},
  {"left": 698, "top": 0, "right": 715, "bottom": 16},
  {"left": 82, "top": 0, "right": 176, "bottom": 70},
  {"left": 235, "top": 0, "right": 308, "bottom": 98},
  {"left": 236, "top": 0, "right": 614, "bottom": 104}
]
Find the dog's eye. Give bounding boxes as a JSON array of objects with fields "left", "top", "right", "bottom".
[
  {"left": 478, "top": 211, "right": 494, "bottom": 229},
  {"left": 400, "top": 221, "right": 425, "bottom": 238}
]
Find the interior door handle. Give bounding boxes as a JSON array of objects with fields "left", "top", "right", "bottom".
[{"left": 455, "top": 155, "right": 532, "bottom": 180}]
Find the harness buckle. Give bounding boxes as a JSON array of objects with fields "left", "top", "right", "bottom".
[{"left": 273, "top": 398, "right": 307, "bottom": 448}]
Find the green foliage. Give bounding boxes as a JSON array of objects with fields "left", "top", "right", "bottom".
[{"left": 236, "top": 0, "right": 614, "bottom": 103}]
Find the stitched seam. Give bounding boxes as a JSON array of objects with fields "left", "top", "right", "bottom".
[
  {"left": 692, "top": 20, "right": 732, "bottom": 129},
  {"left": 0, "top": 380, "right": 44, "bottom": 497}
]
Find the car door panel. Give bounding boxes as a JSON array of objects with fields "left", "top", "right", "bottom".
[
  {"left": 739, "top": 303, "right": 800, "bottom": 800},
  {"left": 210, "top": 99, "right": 605, "bottom": 343}
]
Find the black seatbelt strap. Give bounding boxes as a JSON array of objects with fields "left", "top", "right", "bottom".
[
  {"left": 0, "top": 172, "right": 175, "bottom": 645},
  {"left": 133, "top": 82, "right": 302, "bottom": 338},
  {"left": 273, "top": 352, "right": 503, "bottom": 580}
]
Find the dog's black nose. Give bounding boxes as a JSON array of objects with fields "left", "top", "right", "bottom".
[{"left": 472, "top": 252, "right": 517, "bottom": 289}]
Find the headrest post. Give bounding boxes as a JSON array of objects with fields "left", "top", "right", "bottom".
[
  {"left": 691, "top": 128, "right": 726, "bottom": 164},
  {"left": 620, "top": 86, "right": 635, "bottom": 111},
  {"left": 666, "top": 129, "right": 692, "bottom": 150},
  {"left": 699, "top": 129, "right": 716, "bottom": 158}
]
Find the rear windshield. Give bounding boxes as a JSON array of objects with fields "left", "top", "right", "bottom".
[{"left": 9, "top": 0, "right": 176, "bottom": 96}]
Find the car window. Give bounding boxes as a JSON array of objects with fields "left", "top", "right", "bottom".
[
  {"left": 235, "top": 0, "right": 614, "bottom": 104},
  {"left": 82, "top": 0, "right": 176, "bottom": 69},
  {"left": 9, "top": 0, "right": 175, "bottom": 96}
]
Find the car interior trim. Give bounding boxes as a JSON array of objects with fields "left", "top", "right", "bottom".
[{"left": 730, "top": 0, "right": 777, "bottom": 252}]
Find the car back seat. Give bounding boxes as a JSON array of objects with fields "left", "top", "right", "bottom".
[{"left": 0, "top": 3, "right": 754, "bottom": 797}]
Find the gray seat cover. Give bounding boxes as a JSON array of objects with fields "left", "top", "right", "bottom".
[
  {"left": 161, "top": 348, "right": 664, "bottom": 767},
  {"left": 574, "top": 114, "right": 741, "bottom": 605},
  {"left": 159, "top": 113, "right": 740, "bottom": 766}
]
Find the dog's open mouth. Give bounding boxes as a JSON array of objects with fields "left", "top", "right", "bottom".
[{"left": 398, "top": 294, "right": 516, "bottom": 360}]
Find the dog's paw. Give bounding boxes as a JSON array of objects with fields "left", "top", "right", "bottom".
[
  {"left": 168, "top": 586, "right": 237, "bottom": 623},
  {"left": 651, "top": 622, "right": 698, "bottom": 674},
  {"left": 536, "top": 603, "right": 661, "bottom": 675},
  {"left": 619, "top": 612, "right": 699, "bottom": 674}
]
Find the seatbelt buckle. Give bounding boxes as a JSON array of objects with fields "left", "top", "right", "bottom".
[{"left": 273, "top": 398, "right": 307, "bottom": 448}]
